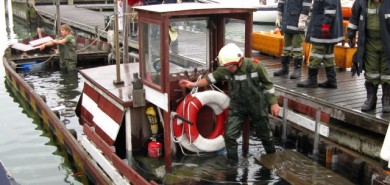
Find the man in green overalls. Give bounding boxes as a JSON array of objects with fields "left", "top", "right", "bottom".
[
  {"left": 347, "top": 0, "right": 390, "bottom": 112},
  {"left": 40, "top": 24, "right": 77, "bottom": 72},
  {"left": 179, "top": 43, "right": 280, "bottom": 166}
]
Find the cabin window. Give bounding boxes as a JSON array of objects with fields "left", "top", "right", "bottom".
[
  {"left": 141, "top": 23, "right": 162, "bottom": 86},
  {"left": 224, "top": 18, "right": 245, "bottom": 52},
  {"left": 168, "top": 18, "right": 209, "bottom": 76}
]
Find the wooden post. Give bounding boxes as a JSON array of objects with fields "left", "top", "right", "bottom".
[
  {"left": 56, "top": 0, "right": 60, "bottom": 38},
  {"left": 113, "top": 0, "right": 124, "bottom": 85},
  {"left": 123, "top": 0, "right": 129, "bottom": 64}
]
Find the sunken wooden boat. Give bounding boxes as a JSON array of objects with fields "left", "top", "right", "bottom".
[
  {"left": 5, "top": 2, "right": 390, "bottom": 184},
  {"left": 3, "top": 3, "right": 262, "bottom": 184},
  {"left": 7, "top": 29, "right": 109, "bottom": 66}
]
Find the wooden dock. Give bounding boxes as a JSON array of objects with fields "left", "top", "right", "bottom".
[
  {"left": 258, "top": 53, "right": 389, "bottom": 134},
  {"left": 34, "top": 5, "right": 138, "bottom": 49}
]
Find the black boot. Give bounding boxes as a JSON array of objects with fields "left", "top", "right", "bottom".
[
  {"left": 273, "top": 56, "right": 290, "bottom": 76},
  {"left": 297, "top": 68, "right": 318, "bottom": 88},
  {"left": 290, "top": 58, "right": 302, "bottom": 79},
  {"left": 318, "top": 66, "right": 337, "bottom": 88},
  {"left": 262, "top": 138, "right": 276, "bottom": 154},
  {"left": 361, "top": 81, "right": 378, "bottom": 112},
  {"left": 382, "top": 83, "right": 390, "bottom": 113}
]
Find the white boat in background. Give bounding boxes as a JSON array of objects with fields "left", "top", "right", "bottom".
[
  {"left": 196, "top": 0, "right": 278, "bottom": 24},
  {"left": 253, "top": 0, "right": 278, "bottom": 24}
]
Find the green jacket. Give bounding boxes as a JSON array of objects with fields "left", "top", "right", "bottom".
[
  {"left": 205, "top": 58, "right": 277, "bottom": 106},
  {"left": 59, "top": 34, "right": 77, "bottom": 63}
]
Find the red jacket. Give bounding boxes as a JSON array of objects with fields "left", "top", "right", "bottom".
[{"left": 128, "top": 0, "right": 141, "bottom": 5}]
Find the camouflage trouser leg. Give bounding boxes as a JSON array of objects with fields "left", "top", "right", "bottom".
[
  {"left": 66, "top": 59, "right": 77, "bottom": 72},
  {"left": 224, "top": 108, "right": 245, "bottom": 161},
  {"left": 282, "top": 33, "right": 304, "bottom": 59},
  {"left": 60, "top": 59, "right": 77, "bottom": 72},
  {"left": 249, "top": 98, "right": 275, "bottom": 154},
  {"left": 308, "top": 44, "right": 335, "bottom": 68},
  {"left": 364, "top": 38, "right": 390, "bottom": 85},
  {"left": 250, "top": 116, "right": 275, "bottom": 154}
]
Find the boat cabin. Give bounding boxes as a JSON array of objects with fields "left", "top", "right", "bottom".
[
  {"left": 135, "top": 3, "right": 256, "bottom": 170},
  {"left": 77, "top": 3, "right": 257, "bottom": 182}
]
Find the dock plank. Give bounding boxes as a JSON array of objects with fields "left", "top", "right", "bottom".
[{"left": 257, "top": 150, "right": 355, "bottom": 185}]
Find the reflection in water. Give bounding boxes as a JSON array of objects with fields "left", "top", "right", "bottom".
[
  {"left": 23, "top": 70, "right": 84, "bottom": 132},
  {"left": 58, "top": 71, "right": 80, "bottom": 124},
  {"left": 135, "top": 135, "right": 287, "bottom": 184}
]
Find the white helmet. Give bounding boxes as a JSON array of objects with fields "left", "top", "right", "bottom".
[{"left": 217, "top": 43, "right": 243, "bottom": 67}]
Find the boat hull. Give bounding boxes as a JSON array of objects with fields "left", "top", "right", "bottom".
[{"left": 2, "top": 60, "right": 113, "bottom": 184}]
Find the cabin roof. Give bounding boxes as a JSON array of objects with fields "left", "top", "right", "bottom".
[{"left": 134, "top": 3, "right": 257, "bottom": 14}]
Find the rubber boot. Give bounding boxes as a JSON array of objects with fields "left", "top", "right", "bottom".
[
  {"left": 382, "top": 83, "right": 390, "bottom": 113},
  {"left": 361, "top": 81, "right": 378, "bottom": 112},
  {"left": 273, "top": 56, "right": 290, "bottom": 76},
  {"left": 297, "top": 68, "right": 318, "bottom": 88},
  {"left": 262, "top": 138, "right": 276, "bottom": 154},
  {"left": 318, "top": 66, "right": 337, "bottom": 88},
  {"left": 290, "top": 58, "right": 302, "bottom": 79}
]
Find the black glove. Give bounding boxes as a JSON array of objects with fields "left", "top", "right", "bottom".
[
  {"left": 351, "top": 52, "right": 360, "bottom": 77},
  {"left": 347, "top": 30, "right": 356, "bottom": 48},
  {"left": 348, "top": 37, "right": 356, "bottom": 48}
]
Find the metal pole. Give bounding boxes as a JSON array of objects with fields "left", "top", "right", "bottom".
[
  {"left": 56, "top": 0, "right": 60, "bottom": 38},
  {"left": 313, "top": 109, "right": 321, "bottom": 158},
  {"left": 123, "top": 0, "right": 129, "bottom": 64},
  {"left": 113, "top": 0, "right": 124, "bottom": 85},
  {"left": 282, "top": 97, "right": 288, "bottom": 146}
]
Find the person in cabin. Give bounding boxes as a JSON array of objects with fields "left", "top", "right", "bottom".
[
  {"left": 347, "top": 0, "right": 390, "bottom": 112},
  {"left": 127, "top": 0, "right": 143, "bottom": 37},
  {"left": 274, "top": 0, "right": 311, "bottom": 79},
  {"left": 297, "top": 0, "right": 344, "bottom": 88},
  {"left": 39, "top": 24, "right": 77, "bottom": 72},
  {"left": 179, "top": 43, "right": 280, "bottom": 166}
]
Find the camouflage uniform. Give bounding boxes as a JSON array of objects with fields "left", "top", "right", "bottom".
[
  {"left": 59, "top": 34, "right": 77, "bottom": 72},
  {"left": 347, "top": 0, "right": 390, "bottom": 112},
  {"left": 205, "top": 58, "right": 277, "bottom": 162}
]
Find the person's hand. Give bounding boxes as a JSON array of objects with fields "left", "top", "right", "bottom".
[
  {"left": 39, "top": 44, "right": 45, "bottom": 51},
  {"left": 348, "top": 37, "right": 356, "bottom": 48},
  {"left": 179, "top": 79, "right": 197, "bottom": 88},
  {"left": 275, "top": 12, "right": 282, "bottom": 28},
  {"left": 321, "top": 24, "right": 331, "bottom": 38},
  {"left": 298, "top": 14, "right": 308, "bottom": 31},
  {"left": 270, "top": 104, "right": 280, "bottom": 117}
]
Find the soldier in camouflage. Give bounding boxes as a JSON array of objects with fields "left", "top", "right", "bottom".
[{"left": 179, "top": 43, "right": 280, "bottom": 166}]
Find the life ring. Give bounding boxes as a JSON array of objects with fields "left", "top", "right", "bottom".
[
  {"left": 173, "top": 91, "right": 230, "bottom": 152},
  {"left": 173, "top": 95, "right": 201, "bottom": 153},
  {"left": 183, "top": 91, "right": 230, "bottom": 152}
]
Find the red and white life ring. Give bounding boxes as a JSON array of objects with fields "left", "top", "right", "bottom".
[
  {"left": 173, "top": 90, "right": 229, "bottom": 152},
  {"left": 173, "top": 95, "right": 200, "bottom": 153}
]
